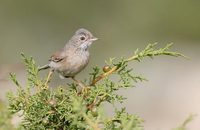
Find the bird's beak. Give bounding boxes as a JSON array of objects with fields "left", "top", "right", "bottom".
[{"left": 90, "top": 36, "right": 98, "bottom": 41}]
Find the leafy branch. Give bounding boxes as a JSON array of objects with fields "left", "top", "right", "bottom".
[
  {"left": 6, "top": 43, "right": 186, "bottom": 130},
  {"left": 90, "top": 43, "right": 184, "bottom": 86}
]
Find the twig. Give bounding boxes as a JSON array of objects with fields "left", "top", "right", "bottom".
[
  {"left": 90, "top": 66, "right": 118, "bottom": 86},
  {"left": 90, "top": 55, "right": 140, "bottom": 86},
  {"left": 90, "top": 43, "right": 184, "bottom": 86},
  {"left": 87, "top": 94, "right": 107, "bottom": 110}
]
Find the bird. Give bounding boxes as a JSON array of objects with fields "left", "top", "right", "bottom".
[{"left": 39, "top": 28, "right": 98, "bottom": 87}]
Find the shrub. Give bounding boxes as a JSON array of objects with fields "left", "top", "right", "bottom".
[{"left": 7, "top": 43, "right": 186, "bottom": 130}]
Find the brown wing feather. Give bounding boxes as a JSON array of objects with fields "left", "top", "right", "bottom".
[{"left": 49, "top": 48, "right": 65, "bottom": 62}]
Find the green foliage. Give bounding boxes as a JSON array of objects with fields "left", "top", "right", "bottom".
[
  {"left": 0, "top": 101, "right": 15, "bottom": 130},
  {"left": 7, "top": 43, "right": 185, "bottom": 130}
]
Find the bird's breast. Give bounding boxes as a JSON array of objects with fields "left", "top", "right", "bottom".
[{"left": 59, "top": 51, "right": 90, "bottom": 77}]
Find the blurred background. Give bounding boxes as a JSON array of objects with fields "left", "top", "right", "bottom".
[{"left": 0, "top": 0, "right": 200, "bottom": 129}]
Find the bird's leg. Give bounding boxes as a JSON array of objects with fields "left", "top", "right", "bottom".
[
  {"left": 71, "top": 77, "right": 90, "bottom": 94},
  {"left": 71, "top": 77, "right": 86, "bottom": 88},
  {"left": 44, "top": 69, "right": 54, "bottom": 89}
]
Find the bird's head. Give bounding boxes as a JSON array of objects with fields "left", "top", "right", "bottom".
[{"left": 70, "top": 28, "right": 98, "bottom": 51}]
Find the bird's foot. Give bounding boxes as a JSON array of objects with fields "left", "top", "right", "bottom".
[{"left": 71, "top": 77, "right": 91, "bottom": 94}]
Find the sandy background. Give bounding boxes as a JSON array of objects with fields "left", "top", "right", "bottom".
[{"left": 0, "top": 1, "right": 200, "bottom": 129}]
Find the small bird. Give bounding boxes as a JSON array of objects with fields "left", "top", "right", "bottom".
[{"left": 39, "top": 28, "right": 98, "bottom": 86}]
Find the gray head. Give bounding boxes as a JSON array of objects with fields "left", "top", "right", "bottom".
[{"left": 69, "top": 28, "right": 98, "bottom": 50}]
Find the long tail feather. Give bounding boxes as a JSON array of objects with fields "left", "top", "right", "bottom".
[{"left": 38, "top": 64, "right": 50, "bottom": 71}]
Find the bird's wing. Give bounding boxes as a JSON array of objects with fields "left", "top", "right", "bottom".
[{"left": 49, "top": 48, "right": 65, "bottom": 62}]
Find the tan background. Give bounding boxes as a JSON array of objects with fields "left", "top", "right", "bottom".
[{"left": 0, "top": 0, "right": 200, "bottom": 129}]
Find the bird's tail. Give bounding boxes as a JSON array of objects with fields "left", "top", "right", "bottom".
[{"left": 38, "top": 64, "right": 50, "bottom": 71}]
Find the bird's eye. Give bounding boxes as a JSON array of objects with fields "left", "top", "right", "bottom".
[{"left": 80, "top": 36, "right": 86, "bottom": 41}]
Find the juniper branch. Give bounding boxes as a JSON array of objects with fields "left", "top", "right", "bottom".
[{"left": 90, "top": 43, "right": 185, "bottom": 86}]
